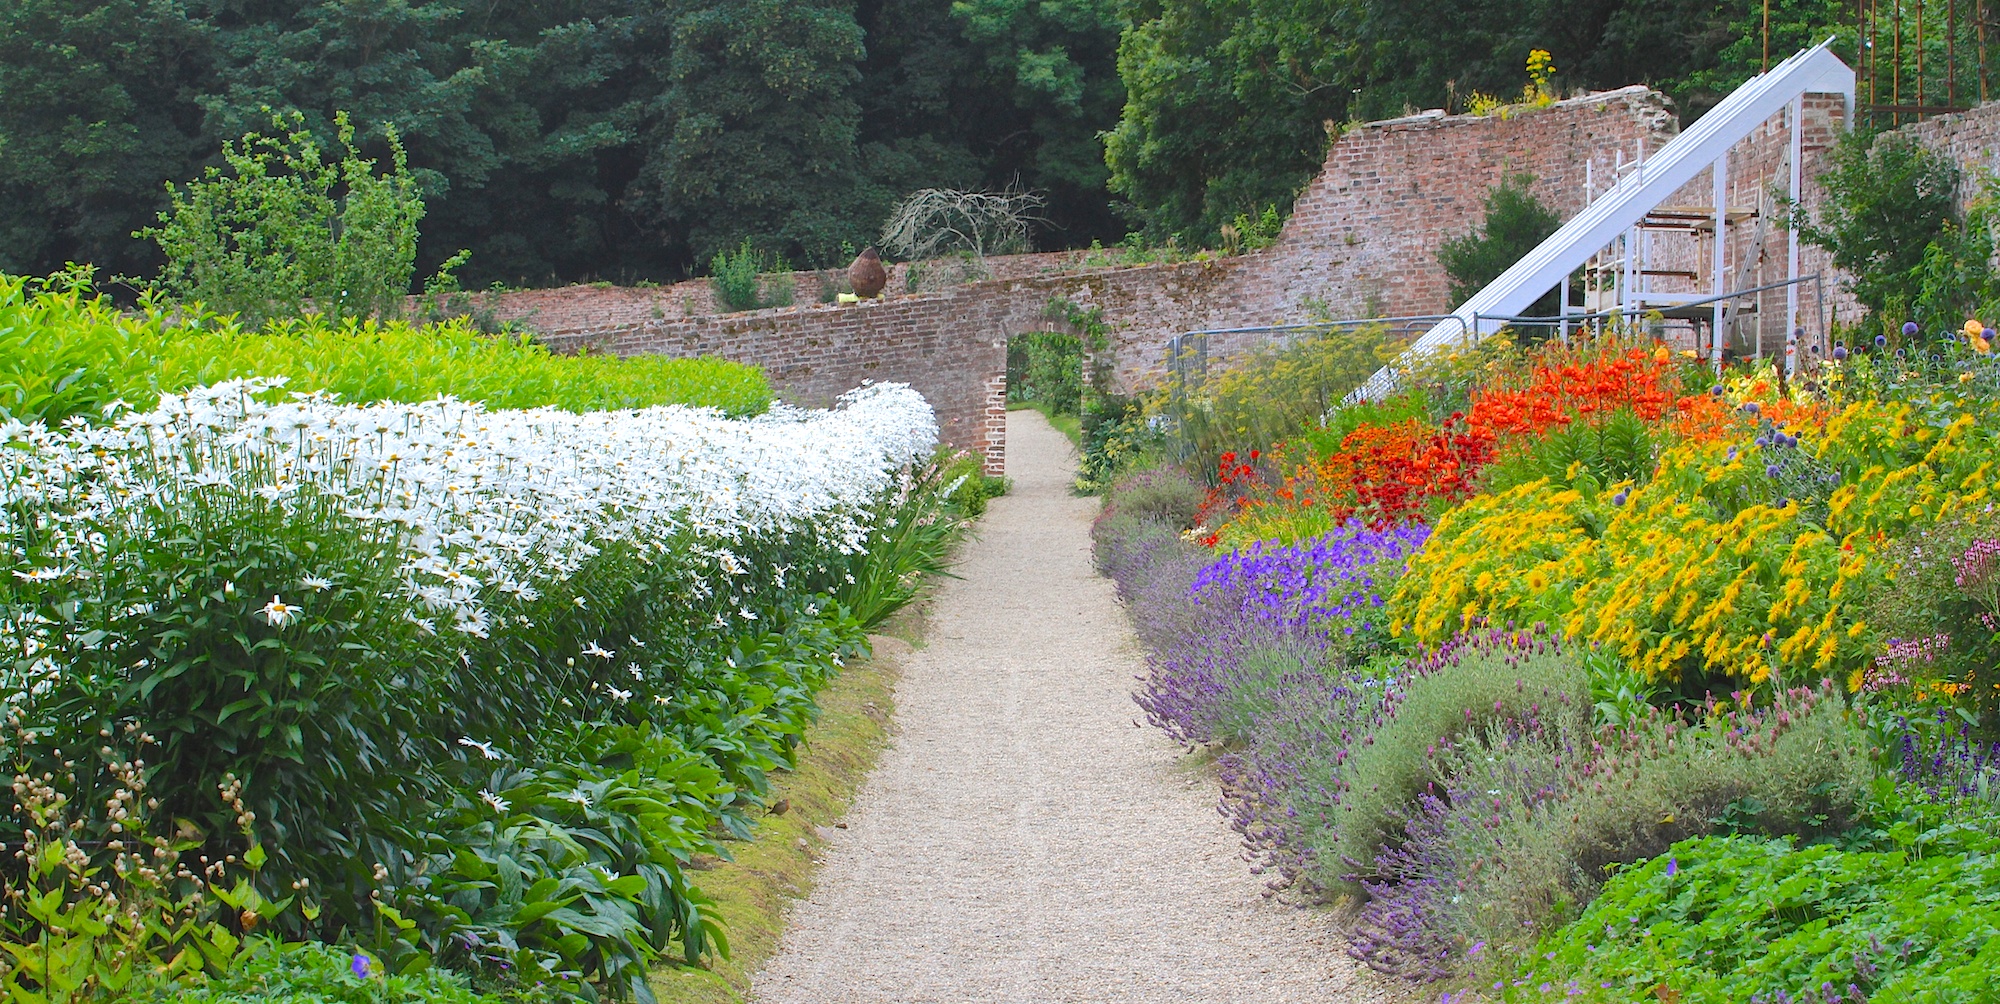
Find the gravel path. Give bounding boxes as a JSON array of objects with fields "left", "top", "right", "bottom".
[{"left": 753, "top": 410, "right": 1387, "bottom": 1004}]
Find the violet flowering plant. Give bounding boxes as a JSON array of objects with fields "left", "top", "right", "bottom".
[
  {"left": 1130, "top": 521, "right": 1427, "bottom": 746},
  {"left": 1189, "top": 522, "right": 1431, "bottom": 632},
  {"left": 1887, "top": 708, "right": 2000, "bottom": 818}
]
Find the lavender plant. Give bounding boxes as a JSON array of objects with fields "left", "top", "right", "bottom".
[{"left": 1351, "top": 681, "right": 1870, "bottom": 983}]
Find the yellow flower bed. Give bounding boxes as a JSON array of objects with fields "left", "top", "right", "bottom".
[{"left": 1392, "top": 396, "right": 2000, "bottom": 693}]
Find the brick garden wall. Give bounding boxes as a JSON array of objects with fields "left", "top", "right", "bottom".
[
  {"left": 477, "top": 90, "right": 1682, "bottom": 472},
  {"left": 473, "top": 87, "right": 1996, "bottom": 473}
]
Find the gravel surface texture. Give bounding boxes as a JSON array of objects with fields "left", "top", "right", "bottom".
[{"left": 753, "top": 410, "right": 1390, "bottom": 1003}]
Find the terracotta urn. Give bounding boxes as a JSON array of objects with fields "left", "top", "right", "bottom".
[{"left": 848, "top": 247, "right": 888, "bottom": 298}]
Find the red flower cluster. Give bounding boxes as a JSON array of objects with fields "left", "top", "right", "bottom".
[
  {"left": 1195, "top": 449, "right": 1268, "bottom": 535},
  {"left": 1468, "top": 348, "right": 1675, "bottom": 439},
  {"left": 1285, "top": 416, "right": 1493, "bottom": 526}
]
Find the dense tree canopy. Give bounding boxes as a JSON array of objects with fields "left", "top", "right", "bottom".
[
  {"left": 0, "top": 0, "right": 1127, "bottom": 285},
  {"left": 1107, "top": 0, "right": 1854, "bottom": 243},
  {"left": 0, "top": 0, "right": 1883, "bottom": 286}
]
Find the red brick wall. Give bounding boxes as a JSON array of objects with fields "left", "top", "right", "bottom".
[
  {"left": 469, "top": 86, "right": 2000, "bottom": 473},
  {"left": 1247, "top": 87, "right": 1676, "bottom": 323}
]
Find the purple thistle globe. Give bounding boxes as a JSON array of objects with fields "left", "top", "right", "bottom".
[
  {"left": 1833, "top": 345, "right": 1849, "bottom": 360},
  {"left": 1611, "top": 491, "right": 1628, "bottom": 506},
  {"left": 1904, "top": 320, "right": 1920, "bottom": 336},
  {"left": 1875, "top": 334, "right": 1889, "bottom": 348}
]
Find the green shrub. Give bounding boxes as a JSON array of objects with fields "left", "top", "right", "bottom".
[
  {"left": 1438, "top": 172, "right": 1562, "bottom": 314},
  {"left": 709, "top": 241, "right": 793, "bottom": 312},
  {"left": 140, "top": 111, "right": 443, "bottom": 325},
  {"left": 1076, "top": 394, "right": 1161, "bottom": 494},
  {"left": 1007, "top": 331, "right": 1084, "bottom": 415},
  {"left": 1797, "top": 127, "right": 2000, "bottom": 334},
  {"left": 1223, "top": 204, "right": 1284, "bottom": 253},
  {"left": 0, "top": 269, "right": 773, "bottom": 424},
  {"left": 1102, "top": 462, "right": 1205, "bottom": 530},
  {"left": 1351, "top": 680, "right": 1874, "bottom": 979},
  {"left": 1324, "top": 632, "right": 1589, "bottom": 889}
]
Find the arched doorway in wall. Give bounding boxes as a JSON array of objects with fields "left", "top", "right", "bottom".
[{"left": 1005, "top": 330, "right": 1085, "bottom": 447}]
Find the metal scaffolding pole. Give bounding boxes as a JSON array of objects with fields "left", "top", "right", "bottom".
[
  {"left": 1787, "top": 94, "right": 1804, "bottom": 377},
  {"left": 1711, "top": 156, "right": 1729, "bottom": 373}
]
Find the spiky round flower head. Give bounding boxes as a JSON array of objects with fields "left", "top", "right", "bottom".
[
  {"left": 1875, "top": 334, "right": 1888, "bottom": 348},
  {"left": 1611, "top": 491, "right": 1627, "bottom": 506},
  {"left": 1766, "top": 463, "right": 1782, "bottom": 478},
  {"left": 1833, "top": 345, "right": 1849, "bottom": 360},
  {"left": 1905, "top": 321, "right": 1921, "bottom": 336},
  {"left": 1742, "top": 401, "right": 1761, "bottom": 415},
  {"left": 1710, "top": 385, "right": 1724, "bottom": 397}
]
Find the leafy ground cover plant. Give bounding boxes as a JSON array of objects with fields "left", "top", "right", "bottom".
[
  {"left": 0, "top": 269, "right": 773, "bottom": 425},
  {"left": 125, "top": 940, "right": 514, "bottom": 1003},
  {"left": 1493, "top": 827, "right": 2000, "bottom": 1003}
]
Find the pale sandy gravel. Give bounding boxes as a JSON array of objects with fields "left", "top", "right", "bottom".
[{"left": 752, "top": 409, "right": 1393, "bottom": 1004}]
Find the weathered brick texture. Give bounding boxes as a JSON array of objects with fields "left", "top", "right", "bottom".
[{"left": 471, "top": 87, "right": 2000, "bottom": 473}]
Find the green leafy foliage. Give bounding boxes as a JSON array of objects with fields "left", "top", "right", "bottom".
[
  {"left": 0, "top": 0, "right": 1129, "bottom": 286},
  {"left": 0, "top": 269, "right": 773, "bottom": 426},
  {"left": 1480, "top": 408, "right": 1656, "bottom": 495},
  {"left": 125, "top": 940, "right": 510, "bottom": 1004},
  {"left": 708, "top": 241, "right": 795, "bottom": 313},
  {"left": 832, "top": 451, "right": 981, "bottom": 627},
  {"left": 1438, "top": 173, "right": 1563, "bottom": 314},
  {"left": 1007, "top": 332, "right": 1084, "bottom": 415},
  {"left": 140, "top": 111, "right": 432, "bottom": 325},
  {"left": 1798, "top": 128, "right": 1999, "bottom": 333},
  {"left": 1500, "top": 826, "right": 2000, "bottom": 1003}
]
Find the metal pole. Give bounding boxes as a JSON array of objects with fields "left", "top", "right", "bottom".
[
  {"left": 1896, "top": 0, "right": 1905, "bottom": 123},
  {"left": 1951, "top": 0, "right": 1959, "bottom": 107},
  {"left": 1920, "top": 0, "right": 1928, "bottom": 111},
  {"left": 1765, "top": 0, "right": 1773, "bottom": 72},
  {"left": 1981, "top": 0, "right": 1990, "bottom": 103},
  {"left": 1712, "top": 156, "right": 1729, "bottom": 373},
  {"left": 1787, "top": 94, "right": 1804, "bottom": 377}
]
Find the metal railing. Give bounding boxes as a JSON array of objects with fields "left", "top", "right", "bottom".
[
  {"left": 1165, "top": 314, "right": 1472, "bottom": 389},
  {"left": 1164, "top": 273, "right": 1828, "bottom": 405}
]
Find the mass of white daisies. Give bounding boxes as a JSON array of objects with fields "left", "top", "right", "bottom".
[{"left": 0, "top": 378, "right": 938, "bottom": 647}]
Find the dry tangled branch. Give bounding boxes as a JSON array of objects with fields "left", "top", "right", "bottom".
[{"left": 879, "top": 187, "right": 1047, "bottom": 261}]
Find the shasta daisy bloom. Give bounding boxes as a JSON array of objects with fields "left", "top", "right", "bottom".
[{"left": 260, "top": 596, "right": 298, "bottom": 627}]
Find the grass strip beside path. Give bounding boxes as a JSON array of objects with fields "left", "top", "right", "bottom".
[{"left": 651, "top": 606, "right": 924, "bottom": 1003}]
